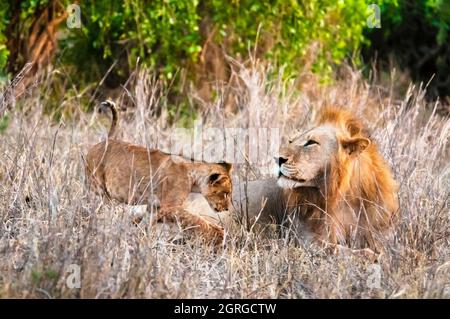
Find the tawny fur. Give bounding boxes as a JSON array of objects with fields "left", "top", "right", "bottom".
[
  {"left": 278, "top": 107, "right": 399, "bottom": 252},
  {"left": 85, "top": 100, "right": 232, "bottom": 245}
]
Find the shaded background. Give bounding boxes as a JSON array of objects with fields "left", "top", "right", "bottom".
[{"left": 0, "top": 0, "right": 449, "bottom": 115}]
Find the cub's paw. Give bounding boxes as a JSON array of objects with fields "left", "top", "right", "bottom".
[{"left": 208, "top": 224, "right": 225, "bottom": 246}]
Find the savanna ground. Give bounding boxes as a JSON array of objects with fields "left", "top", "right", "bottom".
[{"left": 0, "top": 63, "right": 448, "bottom": 298}]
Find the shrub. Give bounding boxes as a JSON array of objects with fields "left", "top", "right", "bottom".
[
  {"left": 364, "top": 0, "right": 450, "bottom": 98},
  {"left": 1, "top": 1, "right": 388, "bottom": 90}
]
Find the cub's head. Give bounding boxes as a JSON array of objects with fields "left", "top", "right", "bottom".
[
  {"left": 276, "top": 116, "right": 370, "bottom": 189},
  {"left": 199, "top": 162, "right": 233, "bottom": 212}
]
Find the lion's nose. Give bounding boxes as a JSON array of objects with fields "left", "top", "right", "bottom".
[{"left": 274, "top": 156, "right": 288, "bottom": 166}]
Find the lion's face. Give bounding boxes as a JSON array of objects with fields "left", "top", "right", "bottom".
[
  {"left": 200, "top": 163, "right": 233, "bottom": 212},
  {"left": 276, "top": 124, "right": 370, "bottom": 189}
]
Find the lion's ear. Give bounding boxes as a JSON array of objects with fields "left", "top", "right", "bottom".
[{"left": 342, "top": 137, "right": 370, "bottom": 155}]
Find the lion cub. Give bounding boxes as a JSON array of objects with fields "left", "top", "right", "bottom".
[{"left": 85, "top": 100, "right": 232, "bottom": 245}]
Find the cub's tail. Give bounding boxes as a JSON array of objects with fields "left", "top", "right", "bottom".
[{"left": 98, "top": 100, "right": 117, "bottom": 138}]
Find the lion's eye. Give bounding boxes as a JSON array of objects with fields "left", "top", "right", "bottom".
[{"left": 304, "top": 140, "right": 319, "bottom": 147}]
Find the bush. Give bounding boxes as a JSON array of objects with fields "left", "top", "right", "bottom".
[
  {"left": 60, "top": 0, "right": 203, "bottom": 86},
  {"left": 3, "top": 1, "right": 447, "bottom": 105},
  {"left": 1, "top": 1, "right": 388, "bottom": 89},
  {"left": 0, "top": 2, "right": 10, "bottom": 78},
  {"left": 364, "top": 0, "right": 450, "bottom": 98}
]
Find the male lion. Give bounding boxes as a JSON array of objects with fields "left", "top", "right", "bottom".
[
  {"left": 85, "top": 100, "right": 232, "bottom": 245},
  {"left": 275, "top": 106, "right": 398, "bottom": 252},
  {"left": 230, "top": 107, "right": 398, "bottom": 255}
]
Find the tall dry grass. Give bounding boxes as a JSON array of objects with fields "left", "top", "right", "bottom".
[{"left": 0, "top": 62, "right": 448, "bottom": 298}]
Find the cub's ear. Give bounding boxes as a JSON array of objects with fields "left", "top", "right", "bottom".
[
  {"left": 341, "top": 137, "right": 370, "bottom": 155},
  {"left": 219, "top": 162, "right": 232, "bottom": 172},
  {"left": 209, "top": 173, "right": 222, "bottom": 184}
]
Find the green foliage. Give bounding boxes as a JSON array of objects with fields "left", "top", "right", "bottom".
[
  {"left": 205, "top": 0, "right": 373, "bottom": 79},
  {"left": 58, "top": 0, "right": 383, "bottom": 86},
  {"left": 31, "top": 267, "right": 59, "bottom": 286},
  {"left": 0, "top": 2, "right": 9, "bottom": 77},
  {"left": 1, "top": 0, "right": 447, "bottom": 103},
  {"left": 423, "top": 0, "right": 450, "bottom": 45},
  {"left": 364, "top": 0, "right": 450, "bottom": 97},
  {"left": 60, "top": 0, "right": 202, "bottom": 85},
  {"left": 0, "top": 115, "right": 9, "bottom": 133},
  {"left": 0, "top": 0, "right": 65, "bottom": 78}
]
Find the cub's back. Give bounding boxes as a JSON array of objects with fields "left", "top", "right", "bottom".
[{"left": 85, "top": 139, "right": 174, "bottom": 202}]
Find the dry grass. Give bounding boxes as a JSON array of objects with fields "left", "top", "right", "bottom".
[{"left": 0, "top": 63, "right": 448, "bottom": 298}]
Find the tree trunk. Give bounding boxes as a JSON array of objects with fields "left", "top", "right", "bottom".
[{"left": 5, "top": 0, "right": 68, "bottom": 99}]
